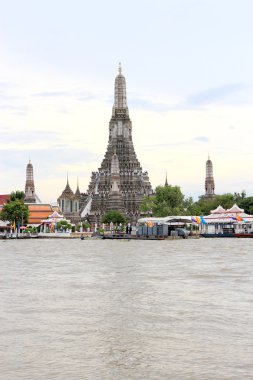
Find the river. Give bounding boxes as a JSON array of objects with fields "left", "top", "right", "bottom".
[{"left": 0, "top": 238, "right": 253, "bottom": 379}]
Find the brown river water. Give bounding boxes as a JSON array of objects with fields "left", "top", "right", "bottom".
[{"left": 0, "top": 238, "right": 253, "bottom": 380}]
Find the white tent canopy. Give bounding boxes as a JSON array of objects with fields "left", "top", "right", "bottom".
[{"left": 138, "top": 216, "right": 192, "bottom": 225}]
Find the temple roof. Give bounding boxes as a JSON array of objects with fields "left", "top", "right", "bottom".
[
  {"left": 48, "top": 210, "right": 63, "bottom": 219},
  {"left": 75, "top": 179, "right": 81, "bottom": 196},
  {"left": 203, "top": 203, "right": 252, "bottom": 223},
  {"left": 211, "top": 205, "right": 226, "bottom": 214},
  {"left": 59, "top": 176, "right": 74, "bottom": 198},
  {"left": 27, "top": 203, "right": 53, "bottom": 224},
  {"left": 226, "top": 203, "right": 244, "bottom": 213},
  {"left": 211, "top": 204, "right": 244, "bottom": 215}
]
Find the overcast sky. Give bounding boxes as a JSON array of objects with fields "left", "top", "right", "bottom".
[{"left": 0, "top": 0, "right": 253, "bottom": 202}]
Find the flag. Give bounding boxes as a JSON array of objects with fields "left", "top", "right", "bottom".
[
  {"left": 200, "top": 216, "right": 207, "bottom": 224},
  {"left": 236, "top": 215, "right": 243, "bottom": 221},
  {"left": 191, "top": 216, "right": 197, "bottom": 223},
  {"left": 196, "top": 216, "right": 201, "bottom": 224}
]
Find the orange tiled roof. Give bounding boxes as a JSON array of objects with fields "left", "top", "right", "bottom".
[
  {"left": 27, "top": 204, "right": 53, "bottom": 225},
  {"left": 28, "top": 204, "right": 52, "bottom": 211}
]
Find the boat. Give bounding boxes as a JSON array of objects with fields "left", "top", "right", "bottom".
[
  {"left": 234, "top": 233, "right": 253, "bottom": 238},
  {"left": 0, "top": 233, "right": 39, "bottom": 239},
  {"left": 102, "top": 234, "right": 165, "bottom": 240},
  {"left": 201, "top": 233, "right": 235, "bottom": 238}
]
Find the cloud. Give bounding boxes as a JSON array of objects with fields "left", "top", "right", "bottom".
[
  {"left": 0, "top": 130, "right": 57, "bottom": 145},
  {"left": 129, "top": 97, "right": 169, "bottom": 112},
  {"left": 128, "top": 83, "right": 252, "bottom": 112},
  {"left": 0, "top": 82, "right": 17, "bottom": 90},
  {"left": 142, "top": 135, "right": 210, "bottom": 149},
  {"left": 33, "top": 91, "right": 67, "bottom": 97},
  {"left": 193, "top": 136, "right": 210, "bottom": 143},
  {"left": 185, "top": 83, "right": 247, "bottom": 106},
  {"left": 77, "top": 91, "right": 97, "bottom": 102}
]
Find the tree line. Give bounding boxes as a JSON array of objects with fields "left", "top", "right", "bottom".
[
  {"left": 1, "top": 187, "right": 253, "bottom": 228},
  {"left": 140, "top": 185, "right": 253, "bottom": 217}
]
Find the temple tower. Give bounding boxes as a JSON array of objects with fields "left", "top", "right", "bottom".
[
  {"left": 205, "top": 155, "right": 215, "bottom": 198},
  {"left": 83, "top": 64, "right": 152, "bottom": 223},
  {"left": 24, "top": 160, "right": 36, "bottom": 203},
  {"left": 57, "top": 176, "right": 81, "bottom": 224}
]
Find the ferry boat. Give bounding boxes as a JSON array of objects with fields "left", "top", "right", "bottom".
[
  {"left": 199, "top": 204, "right": 253, "bottom": 238},
  {"left": 234, "top": 233, "right": 253, "bottom": 238},
  {"left": 102, "top": 234, "right": 165, "bottom": 241},
  {"left": 201, "top": 233, "right": 235, "bottom": 238}
]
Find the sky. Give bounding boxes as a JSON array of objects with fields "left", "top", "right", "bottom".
[{"left": 0, "top": 0, "right": 253, "bottom": 203}]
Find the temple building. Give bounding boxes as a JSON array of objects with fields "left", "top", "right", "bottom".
[
  {"left": 81, "top": 64, "right": 153, "bottom": 224},
  {"left": 27, "top": 203, "right": 54, "bottom": 225},
  {"left": 204, "top": 155, "right": 215, "bottom": 198},
  {"left": 57, "top": 177, "right": 81, "bottom": 224}
]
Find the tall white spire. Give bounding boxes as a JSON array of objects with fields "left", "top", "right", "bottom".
[
  {"left": 114, "top": 62, "right": 127, "bottom": 109},
  {"left": 205, "top": 155, "right": 215, "bottom": 197},
  {"left": 24, "top": 159, "right": 36, "bottom": 203}
]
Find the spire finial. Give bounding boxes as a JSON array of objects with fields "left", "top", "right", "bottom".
[
  {"left": 165, "top": 170, "right": 168, "bottom": 187},
  {"left": 118, "top": 62, "right": 122, "bottom": 74},
  {"left": 67, "top": 172, "right": 69, "bottom": 185},
  {"left": 114, "top": 62, "right": 127, "bottom": 109}
]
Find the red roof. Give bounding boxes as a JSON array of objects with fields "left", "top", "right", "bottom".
[{"left": 0, "top": 194, "right": 10, "bottom": 205}]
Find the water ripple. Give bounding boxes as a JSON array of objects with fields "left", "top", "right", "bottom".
[{"left": 0, "top": 238, "right": 253, "bottom": 379}]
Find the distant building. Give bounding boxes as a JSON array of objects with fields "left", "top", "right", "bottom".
[
  {"left": 81, "top": 64, "right": 153, "bottom": 224},
  {"left": 204, "top": 155, "right": 215, "bottom": 198},
  {"left": 57, "top": 177, "right": 81, "bottom": 224}
]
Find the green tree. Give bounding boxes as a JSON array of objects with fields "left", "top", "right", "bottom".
[
  {"left": 57, "top": 220, "right": 72, "bottom": 231},
  {"left": 237, "top": 196, "right": 253, "bottom": 215},
  {"left": 195, "top": 193, "right": 237, "bottom": 215},
  {"left": 194, "top": 196, "right": 217, "bottom": 215},
  {"left": 183, "top": 196, "right": 202, "bottom": 215},
  {"left": 9, "top": 190, "right": 25, "bottom": 202},
  {"left": 140, "top": 186, "right": 252, "bottom": 218},
  {"left": 0, "top": 199, "right": 29, "bottom": 227},
  {"left": 140, "top": 185, "right": 186, "bottom": 216},
  {"left": 102, "top": 210, "right": 127, "bottom": 224},
  {"left": 139, "top": 194, "right": 156, "bottom": 215},
  {"left": 234, "top": 190, "right": 246, "bottom": 203}
]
